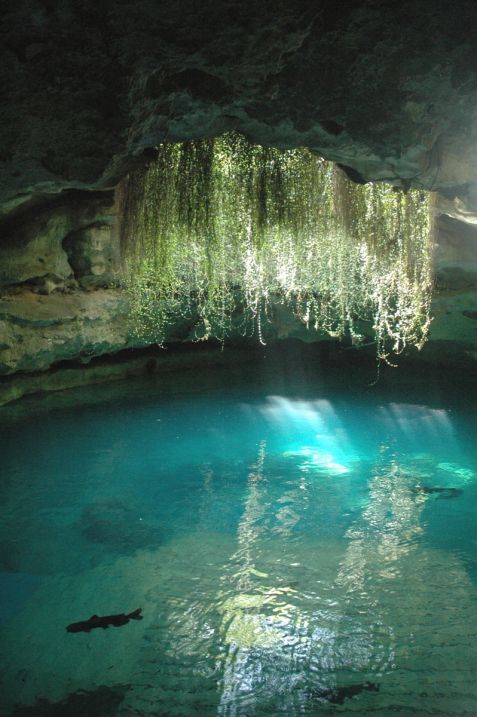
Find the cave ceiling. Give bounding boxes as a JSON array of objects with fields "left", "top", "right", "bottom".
[{"left": 2, "top": 0, "right": 477, "bottom": 218}]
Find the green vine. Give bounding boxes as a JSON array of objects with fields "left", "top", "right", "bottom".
[{"left": 120, "top": 132, "right": 433, "bottom": 360}]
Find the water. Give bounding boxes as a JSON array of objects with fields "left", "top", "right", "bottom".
[{"left": 1, "top": 348, "right": 477, "bottom": 716}]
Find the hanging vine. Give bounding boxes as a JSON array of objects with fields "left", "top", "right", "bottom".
[{"left": 120, "top": 132, "right": 433, "bottom": 361}]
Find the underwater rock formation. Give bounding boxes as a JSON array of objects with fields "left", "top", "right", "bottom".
[
  {"left": 9, "top": 685, "right": 129, "bottom": 717},
  {"left": 80, "top": 498, "right": 162, "bottom": 554},
  {"left": 411, "top": 486, "right": 463, "bottom": 499},
  {"left": 309, "top": 681, "right": 380, "bottom": 705}
]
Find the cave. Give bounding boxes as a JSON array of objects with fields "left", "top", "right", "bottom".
[{"left": 2, "top": 2, "right": 477, "bottom": 716}]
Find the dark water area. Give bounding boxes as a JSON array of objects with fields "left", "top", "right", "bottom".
[{"left": 1, "top": 344, "right": 477, "bottom": 716}]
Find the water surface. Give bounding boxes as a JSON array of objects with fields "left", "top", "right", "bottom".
[{"left": 1, "top": 350, "right": 477, "bottom": 716}]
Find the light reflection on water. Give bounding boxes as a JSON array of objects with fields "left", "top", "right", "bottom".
[{"left": 1, "top": 374, "right": 477, "bottom": 716}]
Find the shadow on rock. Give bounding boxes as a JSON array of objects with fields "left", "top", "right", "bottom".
[
  {"left": 9, "top": 684, "right": 129, "bottom": 717},
  {"left": 80, "top": 498, "right": 162, "bottom": 554},
  {"left": 411, "top": 486, "right": 463, "bottom": 499}
]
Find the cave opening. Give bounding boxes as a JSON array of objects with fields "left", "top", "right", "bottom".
[{"left": 119, "top": 132, "right": 433, "bottom": 364}]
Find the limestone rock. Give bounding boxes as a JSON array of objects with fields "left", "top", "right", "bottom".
[
  {"left": 2, "top": 0, "right": 477, "bottom": 217},
  {"left": 0, "top": 213, "right": 72, "bottom": 288},
  {"left": 0, "top": 288, "right": 141, "bottom": 374},
  {"left": 0, "top": 191, "right": 116, "bottom": 288},
  {"left": 63, "top": 224, "right": 118, "bottom": 289},
  {"left": 0, "top": 188, "right": 476, "bottom": 385},
  {"left": 434, "top": 215, "right": 477, "bottom": 291}
]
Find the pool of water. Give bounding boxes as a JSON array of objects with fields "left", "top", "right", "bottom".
[{"left": 2, "top": 350, "right": 477, "bottom": 716}]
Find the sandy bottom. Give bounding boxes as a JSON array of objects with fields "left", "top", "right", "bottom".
[{"left": 2, "top": 528, "right": 477, "bottom": 717}]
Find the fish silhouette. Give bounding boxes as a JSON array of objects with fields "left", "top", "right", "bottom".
[
  {"left": 310, "top": 681, "right": 380, "bottom": 705},
  {"left": 66, "top": 608, "right": 143, "bottom": 633}
]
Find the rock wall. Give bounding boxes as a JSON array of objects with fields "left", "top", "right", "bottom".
[
  {"left": 430, "top": 214, "right": 477, "bottom": 362},
  {"left": 0, "top": 191, "right": 134, "bottom": 375},
  {"left": 3, "top": 0, "right": 477, "bottom": 218},
  {"left": 0, "top": 186, "right": 476, "bottom": 403},
  {"left": 2, "top": 0, "right": 477, "bottom": 402}
]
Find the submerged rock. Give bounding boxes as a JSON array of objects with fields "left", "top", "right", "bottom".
[
  {"left": 309, "top": 681, "right": 380, "bottom": 705},
  {"left": 411, "top": 486, "right": 463, "bottom": 499},
  {"left": 80, "top": 498, "right": 162, "bottom": 554},
  {"left": 437, "top": 462, "right": 475, "bottom": 482},
  {"left": 9, "top": 684, "right": 129, "bottom": 717}
]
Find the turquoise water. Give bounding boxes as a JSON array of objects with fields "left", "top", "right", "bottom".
[{"left": 1, "top": 352, "right": 477, "bottom": 716}]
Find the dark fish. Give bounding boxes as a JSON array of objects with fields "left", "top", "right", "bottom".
[
  {"left": 412, "top": 486, "right": 462, "bottom": 498},
  {"left": 311, "top": 682, "right": 380, "bottom": 705},
  {"left": 66, "top": 608, "right": 143, "bottom": 633}
]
